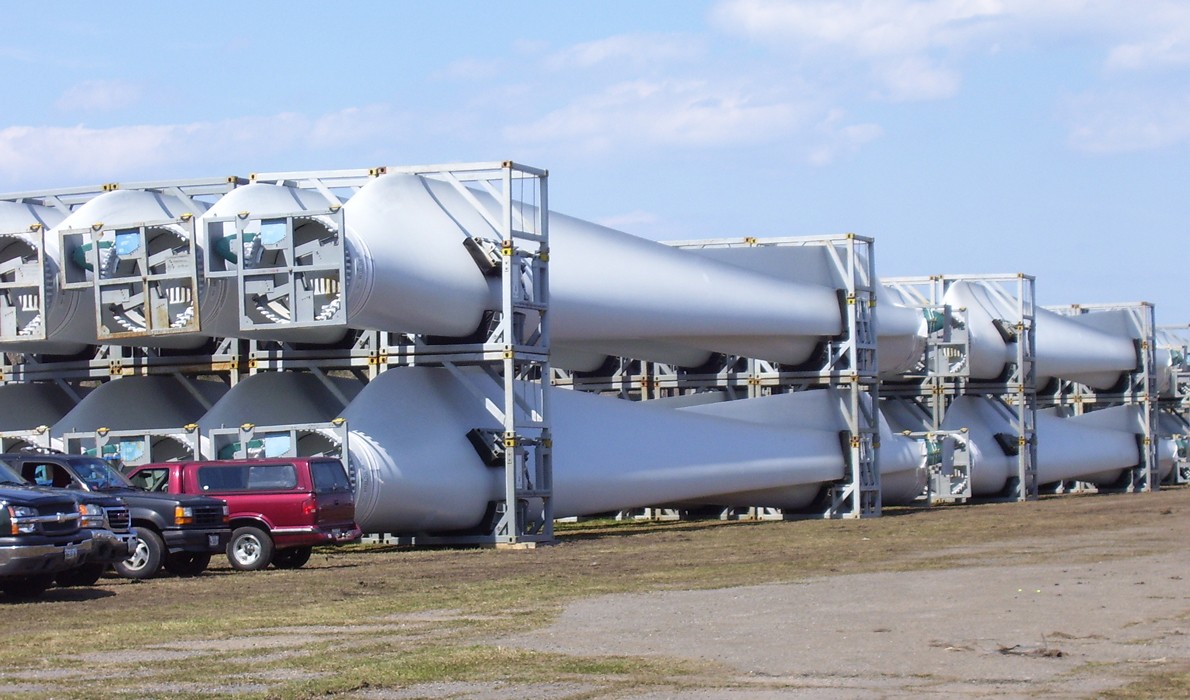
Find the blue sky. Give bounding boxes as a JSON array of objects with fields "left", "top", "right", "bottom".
[{"left": 3, "top": 1, "right": 1189, "bottom": 322}]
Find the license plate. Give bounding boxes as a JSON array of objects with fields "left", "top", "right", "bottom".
[
  {"left": 64, "top": 544, "right": 79, "bottom": 563},
  {"left": 208, "top": 534, "right": 219, "bottom": 548},
  {"left": 332, "top": 528, "right": 342, "bottom": 539}
]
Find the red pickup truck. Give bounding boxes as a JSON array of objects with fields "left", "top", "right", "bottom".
[{"left": 126, "top": 458, "right": 361, "bottom": 571}]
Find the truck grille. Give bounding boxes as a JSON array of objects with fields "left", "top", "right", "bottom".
[
  {"left": 39, "top": 502, "right": 81, "bottom": 535},
  {"left": 104, "top": 506, "right": 131, "bottom": 532},
  {"left": 192, "top": 504, "right": 225, "bottom": 528}
]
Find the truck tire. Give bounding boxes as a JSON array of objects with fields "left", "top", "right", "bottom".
[
  {"left": 2, "top": 574, "right": 54, "bottom": 598},
  {"left": 55, "top": 563, "right": 106, "bottom": 587},
  {"left": 164, "top": 552, "right": 211, "bottom": 577},
  {"left": 272, "top": 546, "right": 313, "bottom": 569},
  {"left": 228, "top": 526, "right": 274, "bottom": 571},
  {"left": 114, "top": 527, "right": 164, "bottom": 580}
]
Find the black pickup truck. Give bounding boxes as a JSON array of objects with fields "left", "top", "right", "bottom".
[
  {"left": 0, "top": 451, "right": 230, "bottom": 579},
  {"left": 0, "top": 458, "right": 136, "bottom": 587},
  {"left": 0, "top": 483, "right": 93, "bottom": 598}
]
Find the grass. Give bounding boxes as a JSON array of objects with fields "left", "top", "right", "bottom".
[{"left": 1, "top": 488, "right": 1187, "bottom": 698}]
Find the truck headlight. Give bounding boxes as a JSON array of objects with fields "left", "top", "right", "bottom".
[
  {"left": 78, "top": 503, "right": 106, "bottom": 529},
  {"left": 8, "top": 505, "right": 37, "bottom": 535},
  {"left": 174, "top": 506, "right": 194, "bottom": 525}
]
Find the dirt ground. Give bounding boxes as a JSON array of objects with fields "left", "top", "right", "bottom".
[
  {"left": 2, "top": 488, "right": 1189, "bottom": 699},
  {"left": 507, "top": 547, "right": 1189, "bottom": 698}
]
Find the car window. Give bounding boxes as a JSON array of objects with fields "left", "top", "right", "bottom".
[
  {"left": 129, "top": 468, "right": 169, "bottom": 492},
  {"left": 197, "top": 464, "right": 297, "bottom": 492},
  {"left": 71, "top": 458, "right": 133, "bottom": 490},
  {"left": 22, "top": 462, "right": 77, "bottom": 489},
  {"left": 311, "top": 459, "right": 351, "bottom": 494},
  {"left": 0, "top": 460, "right": 26, "bottom": 485}
]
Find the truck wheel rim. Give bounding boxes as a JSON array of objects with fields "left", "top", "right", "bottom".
[
  {"left": 126, "top": 540, "right": 150, "bottom": 570},
  {"left": 234, "top": 535, "right": 261, "bottom": 565}
]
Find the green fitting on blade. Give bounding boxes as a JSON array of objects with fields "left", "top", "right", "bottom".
[
  {"left": 922, "top": 309, "right": 945, "bottom": 334},
  {"left": 70, "top": 240, "right": 114, "bottom": 272}
]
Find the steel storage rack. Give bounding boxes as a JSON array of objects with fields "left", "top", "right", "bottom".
[
  {"left": 553, "top": 233, "right": 883, "bottom": 519},
  {"left": 208, "top": 162, "right": 554, "bottom": 547},
  {"left": 1, "top": 163, "right": 554, "bottom": 548},
  {"left": 1041, "top": 302, "right": 1160, "bottom": 492},
  {"left": 880, "top": 273, "right": 1039, "bottom": 503}
]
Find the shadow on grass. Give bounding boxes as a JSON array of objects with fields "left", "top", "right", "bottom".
[{"left": 1, "top": 587, "right": 117, "bottom": 605}]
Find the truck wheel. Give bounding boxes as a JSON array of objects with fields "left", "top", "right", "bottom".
[
  {"left": 55, "top": 563, "right": 106, "bottom": 587},
  {"left": 164, "top": 552, "right": 211, "bottom": 577},
  {"left": 227, "top": 526, "right": 274, "bottom": 571},
  {"left": 2, "top": 574, "right": 54, "bottom": 598},
  {"left": 114, "top": 527, "right": 164, "bottom": 580},
  {"left": 272, "top": 546, "right": 312, "bottom": 569}
]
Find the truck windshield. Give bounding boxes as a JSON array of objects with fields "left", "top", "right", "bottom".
[
  {"left": 0, "top": 460, "right": 28, "bottom": 485},
  {"left": 73, "top": 458, "right": 135, "bottom": 491}
]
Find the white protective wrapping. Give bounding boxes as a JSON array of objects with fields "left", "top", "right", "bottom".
[
  {"left": 875, "top": 284, "right": 930, "bottom": 377},
  {"left": 943, "top": 281, "right": 1137, "bottom": 388},
  {"left": 51, "top": 375, "right": 229, "bottom": 437},
  {"left": 341, "top": 366, "right": 846, "bottom": 534},
  {"left": 337, "top": 174, "right": 844, "bottom": 369},
  {"left": 198, "top": 370, "right": 363, "bottom": 431},
  {"left": 197, "top": 370, "right": 365, "bottom": 459},
  {"left": 940, "top": 396, "right": 1140, "bottom": 494},
  {"left": 674, "top": 389, "right": 927, "bottom": 506},
  {"left": 678, "top": 244, "right": 927, "bottom": 376},
  {"left": 1058, "top": 405, "right": 1175, "bottom": 483},
  {"left": 0, "top": 382, "right": 87, "bottom": 430}
]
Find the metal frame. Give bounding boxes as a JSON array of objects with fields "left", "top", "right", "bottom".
[
  {"left": 687, "top": 235, "right": 881, "bottom": 518},
  {"left": 551, "top": 233, "right": 881, "bottom": 519},
  {"left": 60, "top": 216, "right": 204, "bottom": 338},
  {"left": 0, "top": 428, "right": 53, "bottom": 452},
  {"left": 0, "top": 176, "right": 246, "bottom": 217},
  {"left": 1, "top": 337, "right": 244, "bottom": 384},
  {"left": 1043, "top": 302, "right": 1159, "bottom": 492},
  {"left": 242, "top": 162, "right": 554, "bottom": 546},
  {"left": 61, "top": 426, "right": 201, "bottom": 468},
  {"left": 2, "top": 177, "right": 245, "bottom": 345},
  {"left": 207, "top": 420, "right": 349, "bottom": 461},
  {"left": 0, "top": 224, "right": 49, "bottom": 343},
  {"left": 881, "top": 274, "right": 1039, "bottom": 502},
  {"left": 1156, "top": 324, "right": 1190, "bottom": 484},
  {"left": 202, "top": 207, "right": 348, "bottom": 330}
]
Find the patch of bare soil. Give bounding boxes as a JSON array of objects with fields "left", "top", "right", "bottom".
[
  {"left": 505, "top": 553, "right": 1190, "bottom": 698},
  {"left": 495, "top": 491, "right": 1190, "bottom": 698}
]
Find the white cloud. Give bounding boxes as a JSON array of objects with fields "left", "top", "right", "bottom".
[
  {"left": 806, "top": 109, "right": 884, "bottom": 165},
  {"left": 871, "top": 55, "right": 962, "bottom": 101},
  {"left": 0, "top": 107, "right": 401, "bottom": 187},
  {"left": 545, "top": 33, "right": 704, "bottom": 70},
  {"left": 1106, "top": 38, "right": 1190, "bottom": 70},
  {"left": 504, "top": 80, "right": 806, "bottom": 153},
  {"left": 712, "top": 0, "right": 1190, "bottom": 73},
  {"left": 711, "top": 0, "right": 1006, "bottom": 102},
  {"left": 55, "top": 79, "right": 143, "bottom": 112},
  {"left": 708, "top": 0, "right": 1190, "bottom": 158},
  {"left": 433, "top": 57, "right": 506, "bottom": 81},
  {"left": 713, "top": 0, "right": 1005, "bottom": 57},
  {"left": 306, "top": 105, "right": 400, "bottom": 149},
  {"left": 1064, "top": 91, "right": 1190, "bottom": 153},
  {"left": 1104, "top": 10, "right": 1190, "bottom": 71}
]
